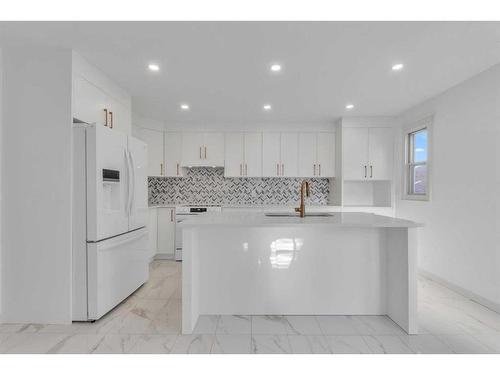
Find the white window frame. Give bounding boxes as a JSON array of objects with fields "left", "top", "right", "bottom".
[{"left": 402, "top": 118, "right": 432, "bottom": 201}]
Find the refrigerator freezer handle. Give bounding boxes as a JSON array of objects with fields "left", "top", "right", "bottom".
[{"left": 98, "top": 229, "right": 148, "bottom": 251}]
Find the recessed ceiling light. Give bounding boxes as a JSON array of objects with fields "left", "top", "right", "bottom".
[
  {"left": 263, "top": 104, "right": 272, "bottom": 111},
  {"left": 270, "top": 64, "right": 282, "bottom": 72},
  {"left": 180, "top": 103, "right": 190, "bottom": 111},
  {"left": 148, "top": 63, "right": 160, "bottom": 71},
  {"left": 345, "top": 104, "right": 354, "bottom": 110},
  {"left": 392, "top": 63, "right": 404, "bottom": 71}
]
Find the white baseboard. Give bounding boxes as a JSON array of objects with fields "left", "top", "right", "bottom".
[
  {"left": 419, "top": 268, "right": 500, "bottom": 314},
  {"left": 154, "top": 254, "right": 175, "bottom": 260}
]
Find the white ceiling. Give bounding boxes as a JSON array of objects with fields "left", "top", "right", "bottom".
[{"left": 1, "top": 22, "right": 500, "bottom": 125}]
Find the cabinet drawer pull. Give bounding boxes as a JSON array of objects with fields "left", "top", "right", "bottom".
[
  {"left": 364, "top": 165, "right": 367, "bottom": 178},
  {"left": 109, "top": 111, "right": 113, "bottom": 129},
  {"left": 314, "top": 164, "right": 316, "bottom": 176},
  {"left": 281, "top": 164, "right": 284, "bottom": 176},
  {"left": 204, "top": 146, "right": 207, "bottom": 159},
  {"left": 170, "top": 209, "right": 173, "bottom": 222},
  {"left": 104, "top": 109, "right": 108, "bottom": 127},
  {"left": 370, "top": 165, "right": 373, "bottom": 178},
  {"left": 276, "top": 163, "right": 279, "bottom": 176},
  {"left": 245, "top": 164, "right": 248, "bottom": 176},
  {"left": 176, "top": 163, "right": 179, "bottom": 176},
  {"left": 160, "top": 163, "right": 164, "bottom": 176},
  {"left": 240, "top": 163, "right": 243, "bottom": 176},
  {"left": 199, "top": 147, "right": 202, "bottom": 159},
  {"left": 319, "top": 164, "right": 321, "bottom": 176}
]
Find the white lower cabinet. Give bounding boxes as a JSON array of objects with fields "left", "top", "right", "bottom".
[
  {"left": 156, "top": 207, "right": 176, "bottom": 258},
  {"left": 148, "top": 208, "right": 158, "bottom": 258}
]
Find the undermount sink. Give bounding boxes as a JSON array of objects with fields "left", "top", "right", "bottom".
[{"left": 265, "top": 212, "right": 334, "bottom": 217}]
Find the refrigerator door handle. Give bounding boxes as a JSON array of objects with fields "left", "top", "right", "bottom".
[
  {"left": 125, "top": 149, "right": 133, "bottom": 215},
  {"left": 124, "top": 149, "right": 130, "bottom": 215},
  {"left": 128, "top": 150, "right": 136, "bottom": 215}
]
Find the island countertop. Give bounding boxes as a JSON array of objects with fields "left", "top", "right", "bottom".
[{"left": 179, "top": 211, "right": 422, "bottom": 228}]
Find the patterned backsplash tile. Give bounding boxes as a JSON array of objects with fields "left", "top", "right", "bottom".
[{"left": 149, "top": 167, "right": 331, "bottom": 206}]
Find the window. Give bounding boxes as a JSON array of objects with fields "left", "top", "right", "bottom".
[{"left": 405, "top": 126, "right": 429, "bottom": 199}]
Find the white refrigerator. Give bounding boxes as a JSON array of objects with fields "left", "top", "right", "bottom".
[{"left": 72, "top": 123, "right": 149, "bottom": 321}]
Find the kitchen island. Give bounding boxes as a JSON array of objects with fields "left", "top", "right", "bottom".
[{"left": 181, "top": 212, "right": 422, "bottom": 335}]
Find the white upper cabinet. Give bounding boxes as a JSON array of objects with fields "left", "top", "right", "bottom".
[
  {"left": 73, "top": 75, "right": 131, "bottom": 135},
  {"left": 367, "top": 128, "right": 393, "bottom": 180},
  {"left": 106, "top": 97, "right": 131, "bottom": 135},
  {"left": 224, "top": 132, "right": 262, "bottom": 177},
  {"left": 132, "top": 128, "right": 338, "bottom": 179},
  {"left": 181, "top": 132, "right": 204, "bottom": 166},
  {"left": 182, "top": 132, "right": 224, "bottom": 167},
  {"left": 73, "top": 76, "right": 108, "bottom": 126},
  {"left": 204, "top": 133, "right": 225, "bottom": 166},
  {"left": 262, "top": 132, "right": 282, "bottom": 177},
  {"left": 164, "top": 132, "right": 183, "bottom": 177},
  {"left": 244, "top": 132, "right": 262, "bottom": 177},
  {"left": 316, "top": 132, "right": 336, "bottom": 177},
  {"left": 298, "top": 133, "right": 316, "bottom": 177},
  {"left": 263, "top": 132, "right": 299, "bottom": 177},
  {"left": 298, "top": 132, "right": 336, "bottom": 177},
  {"left": 343, "top": 128, "right": 369, "bottom": 180},
  {"left": 133, "top": 127, "right": 164, "bottom": 177},
  {"left": 280, "top": 132, "right": 299, "bottom": 177},
  {"left": 224, "top": 133, "right": 244, "bottom": 177},
  {"left": 343, "top": 127, "right": 393, "bottom": 180}
]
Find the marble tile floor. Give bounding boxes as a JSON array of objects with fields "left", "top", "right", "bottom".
[{"left": 1, "top": 260, "right": 500, "bottom": 354}]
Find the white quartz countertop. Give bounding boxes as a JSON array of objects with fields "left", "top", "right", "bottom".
[
  {"left": 179, "top": 212, "right": 422, "bottom": 228},
  {"left": 149, "top": 204, "right": 341, "bottom": 208}
]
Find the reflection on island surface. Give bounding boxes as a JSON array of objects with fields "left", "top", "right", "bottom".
[{"left": 269, "top": 238, "right": 303, "bottom": 269}]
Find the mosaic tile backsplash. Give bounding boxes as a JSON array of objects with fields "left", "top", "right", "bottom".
[{"left": 149, "top": 167, "right": 331, "bottom": 206}]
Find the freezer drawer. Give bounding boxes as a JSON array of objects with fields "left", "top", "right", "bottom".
[{"left": 87, "top": 228, "right": 149, "bottom": 320}]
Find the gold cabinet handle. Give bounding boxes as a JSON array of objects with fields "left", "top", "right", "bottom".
[
  {"left": 176, "top": 163, "right": 179, "bottom": 176},
  {"left": 109, "top": 111, "right": 113, "bottom": 129},
  {"left": 104, "top": 109, "right": 108, "bottom": 127},
  {"left": 276, "top": 163, "right": 279, "bottom": 176},
  {"left": 319, "top": 164, "right": 321, "bottom": 176},
  {"left": 370, "top": 165, "right": 373, "bottom": 178},
  {"left": 160, "top": 162, "right": 164, "bottom": 176},
  {"left": 364, "top": 165, "right": 367, "bottom": 178},
  {"left": 240, "top": 163, "right": 242, "bottom": 176},
  {"left": 170, "top": 209, "right": 173, "bottom": 222},
  {"left": 314, "top": 164, "right": 316, "bottom": 176},
  {"left": 204, "top": 146, "right": 207, "bottom": 159}
]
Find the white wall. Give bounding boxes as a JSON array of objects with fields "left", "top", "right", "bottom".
[
  {"left": 395, "top": 63, "right": 500, "bottom": 309},
  {"left": 132, "top": 112, "right": 165, "bottom": 132},
  {"left": 131, "top": 111, "right": 337, "bottom": 133},
  {"left": 0, "top": 46, "right": 73, "bottom": 323},
  {"left": 0, "top": 48, "right": 3, "bottom": 320}
]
